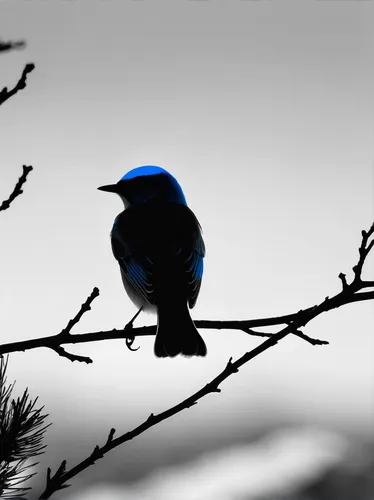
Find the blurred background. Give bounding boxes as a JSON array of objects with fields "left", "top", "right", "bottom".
[{"left": 0, "top": 1, "right": 373, "bottom": 499}]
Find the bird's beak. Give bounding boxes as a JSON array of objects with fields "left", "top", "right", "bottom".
[{"left": 97, "top": 183, "right": 119, "bottom": 193}]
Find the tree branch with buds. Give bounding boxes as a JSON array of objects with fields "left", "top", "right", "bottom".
[
  {"left": 35, "top": 222, "right": 374, "bottom": 498},
  {"left": 0, "top": 165, "right": 33, "bottom": 213},
  {"left": 1, "top": 224, "right": 374, "bottom": 362},
  {"left": 0, "top": 63, "right": 35, "bottom": 107}
]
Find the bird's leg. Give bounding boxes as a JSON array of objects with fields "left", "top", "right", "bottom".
[{"left": 124, "top": 307, "right": 143, "bottom": 351}]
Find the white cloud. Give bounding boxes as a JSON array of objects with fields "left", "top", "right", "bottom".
[{"left": 65, "top": 426, "right": 349, "bottom": 500}]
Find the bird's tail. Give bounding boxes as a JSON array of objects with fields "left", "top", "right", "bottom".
[{"left": 154, "top": 302, "right": 207, "bottom": 358}]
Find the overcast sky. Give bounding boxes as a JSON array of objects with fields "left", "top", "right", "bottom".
[{"left": 0, "top": 1, "right": 373, "bottom": 499}]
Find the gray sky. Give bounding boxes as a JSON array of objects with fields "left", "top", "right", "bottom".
[{"left": 0, "top": 1, "right": 373, "bottom": 498}]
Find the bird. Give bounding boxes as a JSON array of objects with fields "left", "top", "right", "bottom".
[{"left": 98, "top": 165, "right": 207, "bottom": 358}]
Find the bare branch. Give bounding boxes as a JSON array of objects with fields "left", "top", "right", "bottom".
[
  {"left": 0, "top": 63, "right": 35, "bottom": 107},
  {"left": 240, "top": 326, "right": 327, "bottom": 345},
  {"left": 0, "top": 225, "right": 372, "bottom": 364},
  {"left": 50, "top": 346, "right": 93, "bottom": 365},
  {"left": 352, "top": 223, "right": 374, "bottom": 283},
  {"left": 36, "top": 223, "right": 374, "bottom": 498},
  {"left": 58, "top": 287, "right": 100, "bottom": 339},
  {"left": 7, "top": 222, "right": 373, "bottom": 361},
  {"left": 338, "top": 272, "right": 348, "bottom": 290},
  {"left": 0, "top": 165, "right": 33, "bottom": 213},
  {"left": 0, "top": 287, "right": 371, "bottom": 361},
  {"left": 46, "top": 287, "right": 99, "bottom": 363},
  {"left": 291, "top": 330, "right": 329, "bottom": 346}
]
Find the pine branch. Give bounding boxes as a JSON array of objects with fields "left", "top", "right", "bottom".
[{"left": 0, "top": 356, "right": 50, "bottom": 499}]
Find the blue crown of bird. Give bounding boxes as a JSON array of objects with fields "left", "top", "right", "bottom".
[{"left": 98, "top": 166, "right": 207, "bottom": 358}]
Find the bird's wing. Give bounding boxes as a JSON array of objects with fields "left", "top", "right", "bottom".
[
  {"left": 111, "top": 204, "right": 205, "bottom": 308},
  {"left": 111, "top": 216, "right": 155, "bottom": 304},
  {"left": 174, "top": 206, "right": 205, "bottom": 309}
]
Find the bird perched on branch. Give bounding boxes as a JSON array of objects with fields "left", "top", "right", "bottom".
[{"left": 98, "top": 166, "right": 207, "bottom": 358}]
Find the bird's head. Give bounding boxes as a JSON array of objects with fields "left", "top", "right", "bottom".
[{"left": 98, "top": 165, "right": 187, "bottom": 208}]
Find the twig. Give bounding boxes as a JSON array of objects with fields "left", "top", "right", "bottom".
[
  {"left": 37, "top": 223, "right": 374, "bottom": 498},
  {"left": 352, "top": 225, "right": 374, "bottom": 283},
  {"left": 45, "top": 288, "right": 100, "bottom": 363},
  {"left": 0, "top": 63, "right": 35, "bottom": 107},
  {"left": 338, "top": 272, "right": 348, "bottom": 290},
  {"left": 240, "top": 326, "right": 327, "bottom": 345},
  {"left": 0, "top": 287, "right": 99, "bottom": 364},
  {"left": 0, "top": 39, "right": 26, "bottom": 53},
  {"left": 0, "top": 165, "right": 33, "bottom": 213},
  {"left": 50, "top": 347, "right": 93, "bottom": 365},
  {"left": 58, "top": 287, "right": 100, "bottom": 338},
  {"left": 291, "top": 330, "right": 329, "bottom": 346}
]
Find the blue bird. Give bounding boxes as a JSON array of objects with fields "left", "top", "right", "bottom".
[{"left": 98, "top": 166, "right": 207, "bottom": 358}]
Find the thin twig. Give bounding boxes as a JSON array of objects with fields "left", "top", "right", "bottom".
[
  {"left": 46, "top": 287, "right": 100, "bottom": 363},
  {"left": 0, "top": 166, "right": 33, "bottom": 212},
  {"left": 0, "top": 63, "right": 35, "bottom": 107},
  {"left": 0, "top": 39, "right": 26, "bottom": 53},
  {"left": 352, "top": 225, "right": 374, "bottom": 282},
  {"left": 291, "top": 330, "right": 329, "bottom": 346},
  {"left": 51, "top": 347, "right": 93, "bottom": 365},
  {"left": 58, "top": 287, "right": 100, "bottom": 338},
  {"left": 240, "top": 326, "right": 327, "bottom": 345}
]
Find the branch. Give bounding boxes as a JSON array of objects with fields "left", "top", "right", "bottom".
[
  {"left": 49, "top": 287, "right": 100, "bottom": 363},
  {"left": 352, "top": 226, "right": 374, "bottom": 282},
  {"left": 0, "top": 39, "right": 26, "bottom": 54},
  {"left": 0, "top": 356, "right": 50, "bottom": 498},
  {"left": 0, "top": 63, "right": 35, "bottom": 106},
  {"left": 58, "top": 287, "right": 100, "bottom": 336},
  {"left": 0, "top": 165, "right": 33, "bottom": 213},
  {"left": 0, "top": 290, "right": 372, "bottom": 360},
  {"left": 50, "top": 346, "right": 93, "bottom": 365},
  {"left": 1, "top": 290, "right": 373, "bottom": 361},
  {"left": 4, "top": 220, "right": 373, "bottom": 360},
  {"left": 0, "top": 226, "right": 372, "bottom": 367},
  {"left": 36, "top": 222, "right": 374, "bottom": 497}
]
